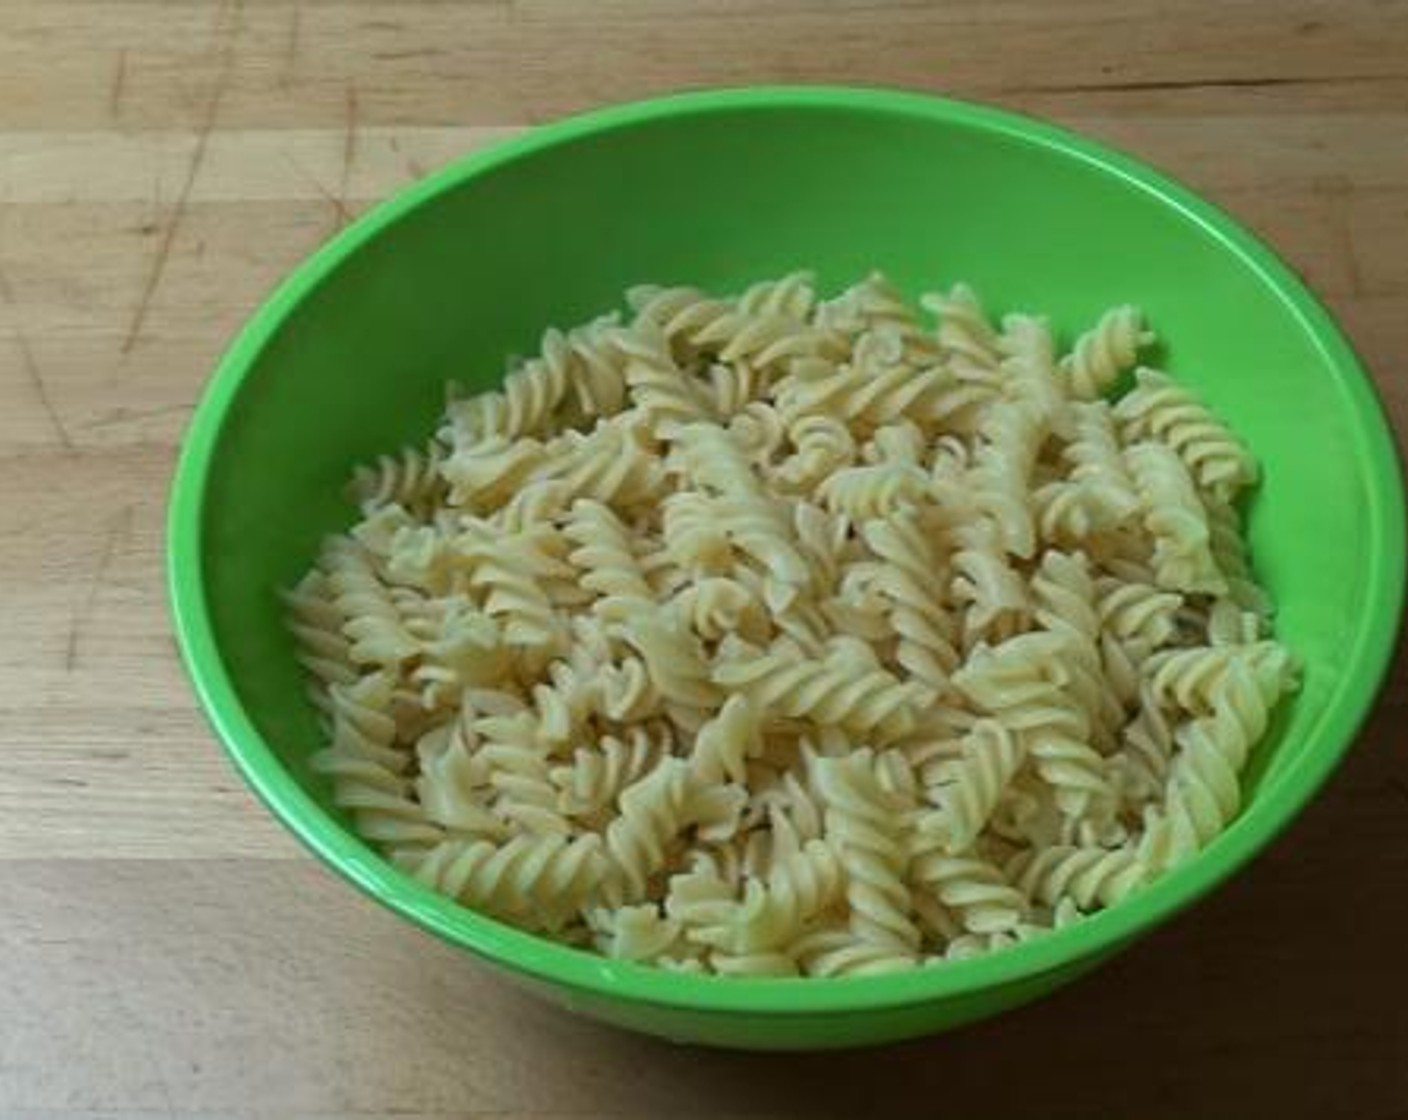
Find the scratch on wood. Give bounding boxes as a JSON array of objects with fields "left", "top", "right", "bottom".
[
  {"left": 314, "top": 177, "right": 355, "bottom": 227},
  {"left": 0, "top": 261, "right": 73, "bottom": 451},
  {"left": 338, "top": 84, "right": 360, "bottom": 225},
  {"left": 120, "top": 8, "right": 238, "bottom": 354},
  {"left": 388, "top": 135, "right": 427, "bottom": 180},
  {"left": 1010, "top": 73, "right": 1399, "bottom": 95},
  {"left": 282, "top": 2, "right": 302, "bottom": 87},
  {"left": 174, "top": 77, "right": 202, "bottom": 117},
  {"left": 1332, "top": 195, "right": 1364, "bottom": 297},
  {"left": 1312, "top": 176, "right": 1365, "bottom": 296},
  {"left": 372, "top": 48, "right": 444, "bottom": 61},
  {"left": 109, "top": 49, "right": 128, "bottom": 117},
  {"left": 281, "top": 152, "right": 353, "bottom": 227},
  {"left": 65, "top": 506, "right": 133, "bottom": 672},
  {"left": 80, "top": 402, "right": 189, "bottom": 433}
]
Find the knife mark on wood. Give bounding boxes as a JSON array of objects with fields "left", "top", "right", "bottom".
[{"left": 0, "top": 261, "right": 74, "bottom": 451}]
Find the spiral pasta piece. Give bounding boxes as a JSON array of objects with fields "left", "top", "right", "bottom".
[
  {"left": 551, "top": 727, "right": 666, "bottom": 823},
  {"left": 737, "top": 270, "right": 818, "bottom": 321},
  {"left": 619, "top": 615, "right": 720, "bottom": 729},
  {"left": 1032, "top": 550, "right": 1124, "bottom": 744},
  {"left": 1205, "top": 495, "right": 1273, "bottom": 616},
  {"left": 1000, "top": 313, "right": 1065, "bottom": 419},
  {"left": 954, "top": 632, "right": 1116, "bottom": 819},
  {"left": 409, "top": 599, "right": 509, "bottom": 707},
  {"left": 815, "top": 272, "right": 937, "bottom": 363},
  {"left": 1065, "top": 400, "right": 1141, "bottom": 518},
  {"left": 1115, "top": 368, "right": 1257, "bottom": 501},
  {"left": 1059, "top": 305, "right": 1153, "bottom": 400},
  {"left": 690, "top": 694, "right": 763, "bottom": 786},
  {"left": 660, "top": 490, "right": 733, "bottom": 574},
  {"left": 565, "top": 316, "right": 630, "bottom": 420},
  {"left": 1007, "top": 843, "right": 1148, "bottom": 911},
  {"left": 1146, "top": 641, "right": 1294, "bottom": 716},
  {"left": 444, "top": 328, "right": 579, "bottom": 442},
  {"left": 951, "top": 523, "right": 1032, "bottom": 646},
  {"left": 704, "top": 839, "right": 844, "bottom": 958},
  {"left": 909, "top": 850, "right": 1028, "bottom": 937},
  {"left": 818, "top": 462, "right": 930, "bottom": 520},
  {"left": 282, "top": 571, "right": 356, "bottom": 690},
  {"left": 860, "top": 511, "right": 962, "bottom": 690},
  {"left": 563, "top": 498, "right": 655, "bottom": 620},
  {"left": 311, "top": 673, "right": 441, "bottom": 847},
  {"left": 350, "top": 440, "right": 448, "bottom": 518},
  {"left": 546, "top": 415, "right": 664, "bottom": 508},
  {"left": 775, "top": 413, "right": 857, "bottom": 491},
  {"left": 922, "top": 282, "right": 1003, "bottom": 372},
  {"left": 714, "top": 639, "right": 931, "bottom": 743},
  {"left": 442, "top": 434, "right": 547, "bottom": 512},
  {"left": 471, "top": 711, "right": 563, "bottom": 833},
  {"left": 775, "top": 355, "right": 964, "bottom": 435},
  {"left": 1125, "top": 440, "right": 1227, "bottom": 595},
  {"left": 403, "top": 832, "right": 609, "bottom": 932},
  {"left": 619, "top": 321, "right": 715, "bottom": 436},
  {"left": 966, "top": 400, "right": 1045, "bottom": 559},
  {"left": 917, "top": 720, "right": 1026, "bottom": 855},
  {"left": 814, "top": 750, "right": 921, "bottom": 956},
  {"left": 320, "top": 536, "right": 420, "bottom": 666},
  {"left": 1097, "top": 575, "right": 1182, "bottom": 649},
  {"left": 588, "top": 902, "right": 687, "bottom": 962},
  {"left": 605, "top": 757, "right": 700, "bottom": 902},
  {"left": 792, "top": 926, "right": 921, "bottom": 977},
  {"left": 457, "top": 525, "right": 566, "bottom": 652},
  {"left": 1111, "top": 684, "right": 1176, "bottom": 803},
  {"left": 673, "top": 421, "right": 812, "bottom": 587}
]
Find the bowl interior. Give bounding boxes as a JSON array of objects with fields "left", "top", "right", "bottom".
[{"left": 178, "top": 91, "right": 1402, "bottom": 1021}]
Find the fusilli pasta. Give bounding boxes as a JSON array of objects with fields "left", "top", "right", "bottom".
[{"left": 287, "top": 272, "right": 1295, "bottom": 974}]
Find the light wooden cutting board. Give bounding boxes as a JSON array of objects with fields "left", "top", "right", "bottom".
[{"left": 1, "top": 2, "right": 1405, "bottom": 1116}]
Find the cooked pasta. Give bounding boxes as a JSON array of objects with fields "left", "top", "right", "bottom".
[{"left": 287, "top": 271, "right": 1296, "bottom": 975}]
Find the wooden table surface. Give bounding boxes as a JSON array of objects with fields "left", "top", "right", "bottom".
[{"left": 3, "top": 2, "right": 1407, "bottom": 1116}]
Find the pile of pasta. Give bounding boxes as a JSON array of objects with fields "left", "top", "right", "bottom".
[{"left": 286, "top": 272, "right": 1297, "bottom": 977}]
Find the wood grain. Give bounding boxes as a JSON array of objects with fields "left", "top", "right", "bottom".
[{"left": 1, "top": 1, "right": 1406, "bottom": 1115}]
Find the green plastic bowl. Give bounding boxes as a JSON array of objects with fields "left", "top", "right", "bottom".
[{"left": 168, "top": 87, "right": 1405, "bottom": 1049}]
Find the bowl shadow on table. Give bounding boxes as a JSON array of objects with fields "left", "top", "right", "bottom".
[{"left": 415, "top": 643, "right": 1408, "bottom": 1119}]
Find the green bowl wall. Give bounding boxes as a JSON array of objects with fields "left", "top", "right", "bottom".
[{"left": 169, "top": 88, "right": 1404, "bottom": 1049}]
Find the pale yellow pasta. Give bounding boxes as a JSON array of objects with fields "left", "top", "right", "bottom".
[
  {"left": 999, "top": 313, "right": 1065, "bottom": 419},
  {"left": 954, "top": 631, "right": 1117, "bottom": 823},
  {"left": 282, "top": 571, "right": 356, "bottom": 692},
  {"left": 309, "top": 672, "right": 442, "bottom": 847},
  {"left": 814, "top": 749, "right": 921, "bottom": 961},
  {"left": 562, "top": 499, "right": 655, "bottom": 621},
  {"left": 922, "top": 283, "right": 1002, "bottom": 373},
  {"left": 588, "top": 902, "right": 687, "bottom": 963},
  {"left": 1125, "top": 440, "right": 1228, "bottom": 595},
  {"left": 915, "top": 719, "right": 1024, "bottom": 855},
  {"left": 1115, "top": 367, "right": 1257, "bottom": 501},
  {"left": 950, "top": 522, "right": 1032, "bottom": 644},
  {"left": 714, "top": 638, "right": 931, "bottom": 744},
  {"left": 287, "top": 271, "right": 1296, "bottom": 974},
  {"left": 908, "top": 848, "right": 1028, "bottom": 938},
  {"left": 721, "top": 838, "right": 845, "bottom": 956},
  {"left": 1059, "top": 305, "right": 1153, "bottom": 401},
  {"left": 550, "top": 726, "right": 664, "bottom": 824},
  {"left": 349, "top": 439, "right": 448, "bottom": 518}
]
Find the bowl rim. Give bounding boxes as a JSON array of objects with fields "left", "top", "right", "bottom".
[{"left": 168, "top": 85, "right": 1406, "bottom": 1016}]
